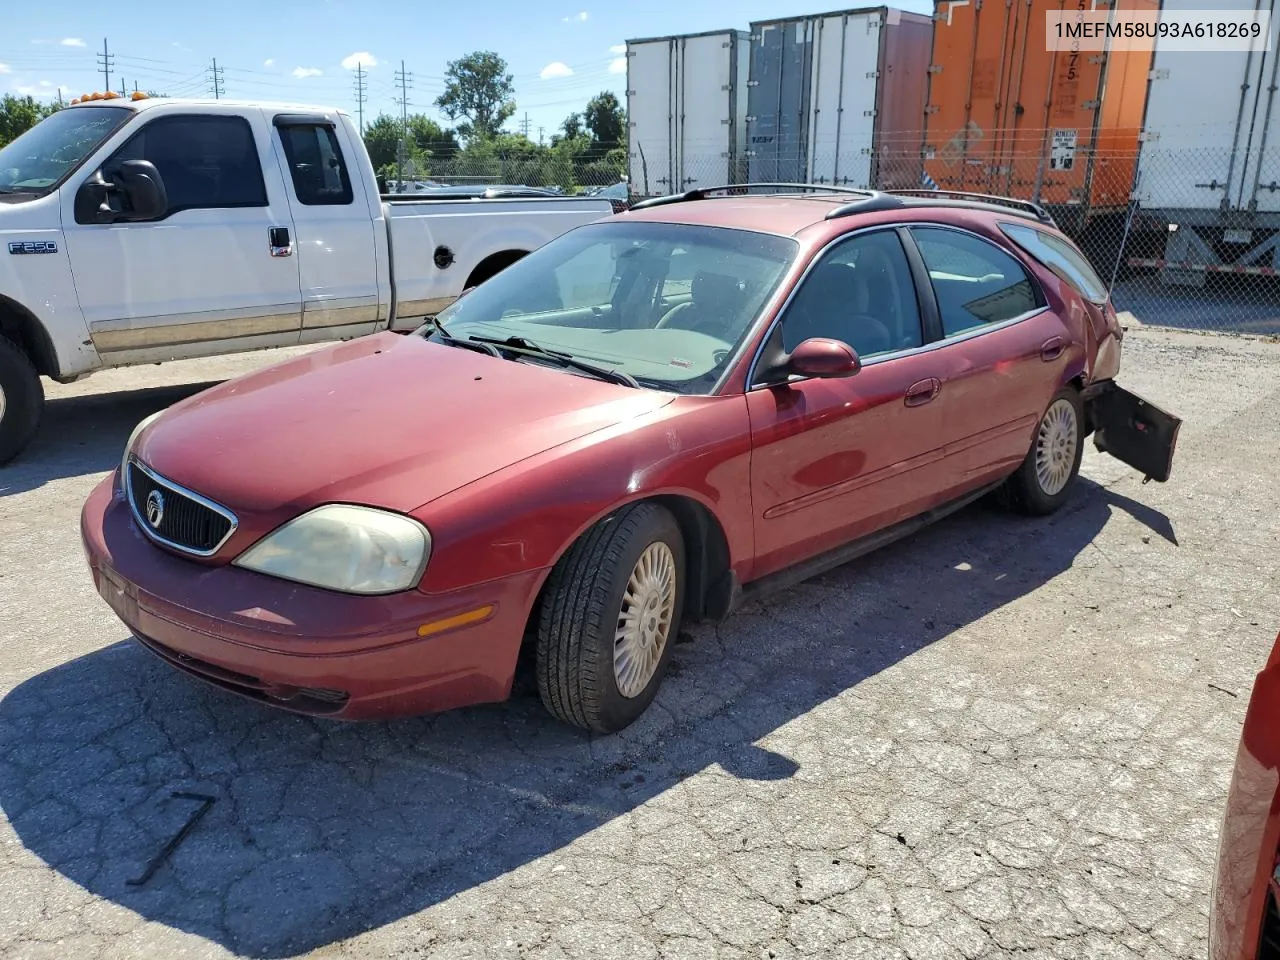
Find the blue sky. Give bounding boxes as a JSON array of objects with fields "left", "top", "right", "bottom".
[{"left": 1, "top": 0, "right": 932, "bottom": 142}]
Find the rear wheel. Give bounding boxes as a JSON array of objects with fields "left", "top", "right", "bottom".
[
  {"left": 999, "top": 386, "right": 1084, "bottom": 516},
  {"left": 535, "top": 502, "right": 685, "bottom": 733},
  {"left": 0, "top": 337, "right": 44, "bottom": 467}
]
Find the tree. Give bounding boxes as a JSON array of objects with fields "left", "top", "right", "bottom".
[
  {"left": 434, "top": 51, "right": 516, "bottom": 141},
  {"left": 363, "top": 115, "right": 405, "bottom": 172},
  {"left": 406, "top": 116, "right": 459, "bottom": 161},
  {"left": 0, "top": 95, "right": 60, "bottom": 148},
  {"left": 554, "top": 112, "right": 584, "bottom": 145},
  {"left": 583, "top": 92, "right": 624, "bottom": 155}
]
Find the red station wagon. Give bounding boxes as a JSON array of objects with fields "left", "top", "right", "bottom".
[{"left": 80, "top": 185, "right": 1181, "bottom": 733}]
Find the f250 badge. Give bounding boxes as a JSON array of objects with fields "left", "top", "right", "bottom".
[{"left": 8, "top": 240, "right": 58, "bottom": 255}]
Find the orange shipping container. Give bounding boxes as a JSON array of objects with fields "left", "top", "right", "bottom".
[{"left": 922, "top": 0, "right": 1158, "bottom": 235}]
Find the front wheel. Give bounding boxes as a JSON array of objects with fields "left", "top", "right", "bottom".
[
  {"left": 0, "top": 337, "right": 44, "bottom": 467},
  {"left": 998, "top": 387, "right": 1084, "bottom": 516},
  {"left": 535, "top": 502, "right": 685, "bottom": 733}
]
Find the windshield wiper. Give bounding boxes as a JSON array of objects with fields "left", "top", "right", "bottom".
[
  {"left": 423, "top": 315, "right": 502, "bottom": 358},
  {"left": 468, "top": 334, "right": 639, "bottom": 388}
]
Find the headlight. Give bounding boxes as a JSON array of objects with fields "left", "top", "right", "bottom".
[
  {"left": 234, "top": 505, "right": 431, "bottom": 595},
  {"left": 120, "top": 411, "right": 162, "bottom": 480}
]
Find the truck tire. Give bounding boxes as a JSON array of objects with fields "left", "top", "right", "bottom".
[
  {"left": 998, "top": 386, "right": 1084, "bottom": 516},
  {"left": 0, "top": 337, "right": 44, "bottom": 467},
  {"left": 535, "top": 502, "right": 686, "bottom": 733}
]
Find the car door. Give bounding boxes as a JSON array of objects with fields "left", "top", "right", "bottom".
[
  {"left": 903, "top": 224, "right": 1073, "bottom": 499},
  {"left": 270, "top": 114, "right": 382, "bottom": 343},
  {"left": 61, "top": 108, "right": 302, "bottom": 361},
  {"left": 746, "top": 228, "right": 953, "bottom": 581}
]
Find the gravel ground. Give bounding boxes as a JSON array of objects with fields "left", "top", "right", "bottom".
[{"left": 0, "top": 326, "right": 1277, "bottom": 960}]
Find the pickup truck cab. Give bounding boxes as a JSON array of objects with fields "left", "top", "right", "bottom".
[{"left": 0, "top": 93, "right": 614, "bottom": 464}]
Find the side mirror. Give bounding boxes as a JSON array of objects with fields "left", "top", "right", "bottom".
[
  {"left": 74, "top": 161, "right": 167, "bottom": 224},
  {"left": 786, "top": 337, "right": 861, "bottom": 379},
  {"left": 115, "top": 160, "right": 168, "bottom": 220}
]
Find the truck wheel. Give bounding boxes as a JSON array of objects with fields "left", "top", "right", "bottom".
[
  {"left": 535, "top": 502, "right": 685, "bottom": 733},
  {"left": 0, "top": 337, "right": 44, "bottom": 467},
  {"left": 998, "top": 387, "right": 1084, "bottom": 516}
]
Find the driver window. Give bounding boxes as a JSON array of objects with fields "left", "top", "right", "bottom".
[{"left": 780, "top": 230, "right": 922, "bottom": 357}]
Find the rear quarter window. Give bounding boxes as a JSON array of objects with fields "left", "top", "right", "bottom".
[{"left": 998, "top": 222, "right": 1110, "bottom": 303}]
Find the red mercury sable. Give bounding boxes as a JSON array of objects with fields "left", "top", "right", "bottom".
[
  {"left": 80, "top": 185, "right": 1180, "bottom": 733},
  {"left": 1211, "top": 629, "right": 1280, "bottom": 959}
]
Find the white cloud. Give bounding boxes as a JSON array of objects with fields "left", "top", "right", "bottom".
[
  {"left": 292, "top": 67, "right": 323, "bottom": 79},
  {"left": 540, "top": 61, "right": 575, "bottom": 80},
  {"left": 263, "top": 59, "right": 275, "bottom": 68},
  {"left": 172, "top": 41, "right": 190, "bottom": 51},
  {"left": 562, "top": 11, "right": 588, "bottom": 22},
  {"left": 609, "top": 43, "right": 626, "bottom": 55},
  {"left": 0, "top": 63, "right": 11, "bottom": 75},
  {"left": 60, "top": 38, "right": 86, "bottom": 47},
  {"left": 608, "top": 57, "right": 627, "bottom": 75},
  {"left": 14, "top": 85, "right": 40, "bottom": 96},
  {"left": 341, "top": 51, "right": 378, "bottom": 70}
]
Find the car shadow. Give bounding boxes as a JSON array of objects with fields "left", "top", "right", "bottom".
[
  {"left": 0, "top": 382, "right": 223, "bottom": 498},
  {"left": 0, "top": 478, "right": 1170, "bottom": 957}
]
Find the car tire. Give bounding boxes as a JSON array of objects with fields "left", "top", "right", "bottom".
[
  {"left": 535, "top": 502, "right": 686, "bottom": 733},
  {"left": 0, "top": 337, "right": 44, "bottom": 467},
  {"left": 999, "top": 386, "right": 1084, "bottom": 516}
]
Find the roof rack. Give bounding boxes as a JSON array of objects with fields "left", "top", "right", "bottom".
[
  {"left": 883, "top": 189, "right": 1056, "bottom": 225},
  {"left": 628, "top": 182, "right": 875, "bottom": 210}
]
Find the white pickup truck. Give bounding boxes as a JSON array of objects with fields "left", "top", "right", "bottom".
[{"left": 0, "top": 94, "right": 616, "bottom": 464}]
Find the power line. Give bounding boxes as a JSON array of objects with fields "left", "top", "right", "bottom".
[
  {"left": 353, "top": 62, "right": 368, "bottom": 134},
  {"left": 394, "top": 59, "right": 413, "bottom": 184},
  {"left": 96, "top": 38, "right": 114, "bottom": 92},
  {"left": 207, "top": 57, "right": 224, "bottom": 99}
]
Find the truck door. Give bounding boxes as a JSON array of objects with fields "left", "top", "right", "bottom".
[
  {"left": 269, "top": 113, "right": 381, "bottom": 343},
  {"left": 60, "top": 106, "right": 303, "bottom": 361}
]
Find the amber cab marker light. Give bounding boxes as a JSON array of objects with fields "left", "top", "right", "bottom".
[{"left": 417, "top": 605, "right": 495, "bottom": 638}]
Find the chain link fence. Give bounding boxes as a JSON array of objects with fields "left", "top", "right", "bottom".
[{"left": 406, "top": 134, "right": 1278, "bottom": 336}]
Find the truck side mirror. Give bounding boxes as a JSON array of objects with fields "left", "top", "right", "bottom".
[
  {"left": 74, "top": 161, "right": 168, "bottom": 224},
  {"left": 115, "top": 161, "right": 168, "bottom": 221}
]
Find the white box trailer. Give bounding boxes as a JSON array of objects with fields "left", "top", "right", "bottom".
[
  {"left": 625, "top": 30, "right": 750, "bottom": 197},
  {"left": 745, "top": 6, "right": 933, "bottom": 189},
  {"left": 1130, "top": 0, "right": 1280, "bottom": 286}
]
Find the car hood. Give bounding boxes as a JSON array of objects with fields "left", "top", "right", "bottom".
[{"left": 134, "top": 332, "right": 676, "bottom": 520}]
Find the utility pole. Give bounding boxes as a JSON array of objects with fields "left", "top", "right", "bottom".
[
  {"left": 119, "top": 79, "right": 126, "bottom": 97},
  {"left": 538, "top": 126, "right": 545, "bottom": 146},
  {"left": 520, "top": 112, "right": 531, "bottom": 138},
  {"left": 394, "top": 59, "right": 413, "bottom": 185},
  {"left": 207, "top": 58, "right": 225, "bottom": 99},
  {"left": 353, "top": 62, "right": 368, "bottom": 134},
  {"left": 97, "top": 39, "right": 114, "bottom": 92}
]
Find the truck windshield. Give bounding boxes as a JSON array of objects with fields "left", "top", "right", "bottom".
[
  {"left": 0, "top": 106, "right": 132, "bottom": 195},
  {"left": 429, "top": 220, "right": 798, "bottom": 395}
]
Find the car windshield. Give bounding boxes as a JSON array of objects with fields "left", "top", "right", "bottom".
[
  {"left": 428, "top": 220, "right": 798, "bottom": 394},
  {"left": 0, "top": 106, "right": 132, "bottom": 195}
]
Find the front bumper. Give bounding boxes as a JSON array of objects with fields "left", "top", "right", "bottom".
[{"left": 80, "top": 475, "right": 544, "bottom": 720}]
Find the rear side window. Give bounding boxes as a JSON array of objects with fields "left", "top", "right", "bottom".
[
  {"left": 909, "top": 227, "right": 1042, "bottom": 337},
  {"left": 278, "top": 123, "right": 353, "bottom": 206},
  {"left": 105, "top": 114, "right": 267, "bottom": 214},
  {"left": 999, "top": 222, "right": 1110, "bottom": 303}
]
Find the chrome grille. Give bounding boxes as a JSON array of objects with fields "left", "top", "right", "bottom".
[{"left": 126, "top": 460, "right": 237, "bottom": 556}]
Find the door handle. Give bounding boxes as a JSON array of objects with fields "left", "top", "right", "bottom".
[
  {"left": 268, "top": 226, "right": 293, "bottom": 258},
  {"left": 905, "top": 377, "right": 940, "bottom": 407},
  {"left": 1040, "top": 336, "right": 1065, "bottom": 361}
]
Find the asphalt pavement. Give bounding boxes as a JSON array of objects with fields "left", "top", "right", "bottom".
[{"left": 0, "top": 326, "right": 1277, "bottom": 959}]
